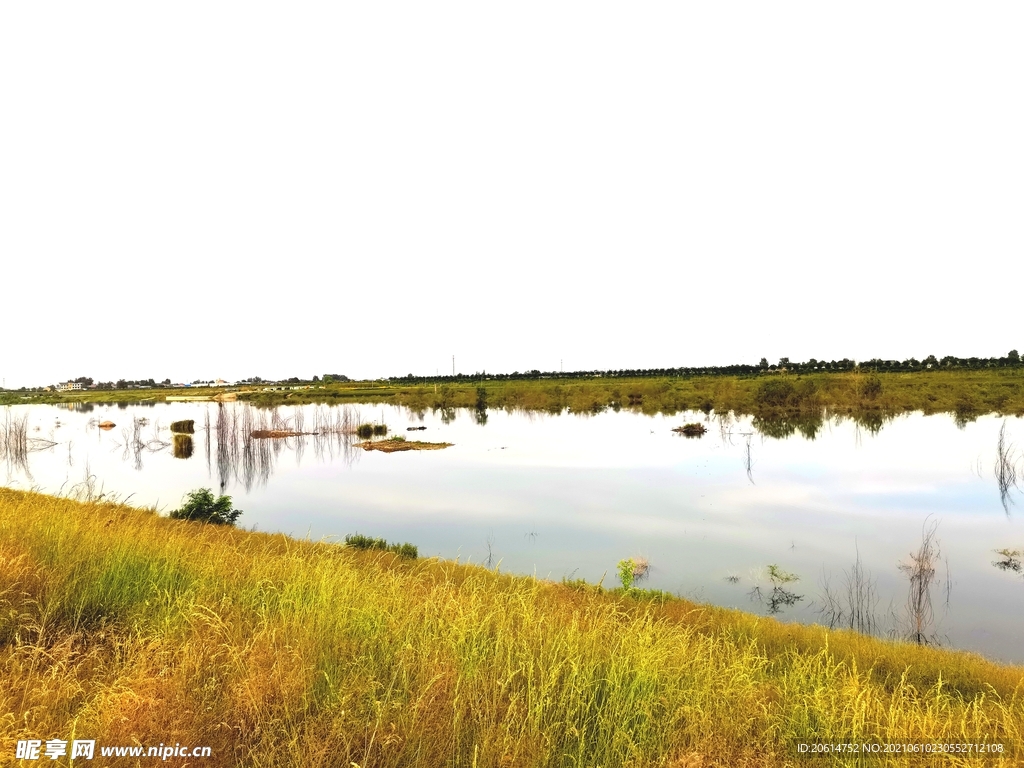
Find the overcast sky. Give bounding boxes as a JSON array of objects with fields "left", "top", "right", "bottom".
[{"left": 2, "top": 3, "right": 1022, "bottom": 387}]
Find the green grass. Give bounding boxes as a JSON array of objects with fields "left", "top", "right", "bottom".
[
  {"left": 19, "top": 369, "right": 1024, "bottom": 426},
  {"left": 1, "top": 489, "right": 1022, "bottom": 766},
  {"left": 345, "top": 533, "right": 419, "bottom": 559}
]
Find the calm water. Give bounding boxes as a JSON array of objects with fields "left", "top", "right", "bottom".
[{"left": 3, "top": 402, "right": 1023, "bottom": 663}]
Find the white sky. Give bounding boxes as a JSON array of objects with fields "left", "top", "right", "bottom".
[{"left": 2, "top": 3, "right": 1022, "bottom": 387}]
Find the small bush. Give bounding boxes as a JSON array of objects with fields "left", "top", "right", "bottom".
[
  {"left": 372, "top": 424, "right": 387, "bottom": 436},
  {"left": 860, "top": 375, "right": 883, "bottom": 399},
  {"left": 756, "top": 379, "right": 795, "bottom": 407},
  {"left": 344, "top": 533, "right": 418, "bottom": 559},
  {"left": 169, "top": 420, "right": 195, "bottom": 434},
  {"left": 356, "top": 424, "right": 374, "bottom": 439},
  {"left": 617, "top": 558, "right": 636, "bottom": 590},
  {"left": 170, "top": 488, "right": 242, "bottom": 526}
]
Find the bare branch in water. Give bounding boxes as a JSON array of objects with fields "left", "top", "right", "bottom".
[
  {"left": 897, "top": 518, "right": 946, "bottom": 646},
  {"left": 995, "top": 420, "right": 1019, "bottom": 515}
]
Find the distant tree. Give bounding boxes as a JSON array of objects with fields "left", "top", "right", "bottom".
[
  {"left": 778, "top": 357, "right": 790, "bottom": 368},
  {"left": 1009, "top": 350, "right": 1020, "bottom": 364},
  {"left": 162, "top": 378, "right": 171, "bottom": 385},
  {"left": 116, "top": 379, "right": 128, "bottom": 389},
  {"left": 312, "top": 375, "right": 320, "bottom": 382},
  {"left": 73, "top": 376, "right": 93, "bottom": 386},
  {"left": 759, "top": 358, "right": 769, "bottom": 369}
]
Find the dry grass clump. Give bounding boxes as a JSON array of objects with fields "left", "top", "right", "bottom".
[
  {"left": 1, "top": 489, "right": 1022, "bottom": 767},
  {"left": 358, "top": 439, "right": 452, "bottom": 453}
]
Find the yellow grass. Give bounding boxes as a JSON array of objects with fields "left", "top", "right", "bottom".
[{"left": 1, "top": 489, "right": 1021, "bottom": 766}]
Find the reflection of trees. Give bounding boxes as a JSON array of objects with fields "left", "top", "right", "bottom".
[
  {"left": 56, "top": 402, "right": 94, "bottom": 413},
  {"left": 752, "top": 412, "right": 824, "bottom": 440},
  {"left": 115, "top": 400, "right": 157, "bottom": 410},
  {"left": 752, "top": 409, "right": 898, "bottom": 440},
  {"left": 210, "top": 403, "right": 359, "bottom": 493}
]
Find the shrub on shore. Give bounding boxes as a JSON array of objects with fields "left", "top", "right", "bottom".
[
  {"left": 169, "top": 488, "right": 242, "bottom": 526},
  {"left": 345, "top": 532, "right": 418, "bottom": 559}
]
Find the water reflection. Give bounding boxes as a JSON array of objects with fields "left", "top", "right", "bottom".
[
  {"left": 3, "top": 402, "right": 1024, "bottom": 661},
  {"left": 212, "top": 403, "right": 360, "bottom": 492},
  {"left": 817, "top": 547, "right": 881, "bottom": 636},
  {"left": 993, "top": 548, "right": 1022, "bottom": 575},
  {"left": 748, "top": 565, "right": 804, "bottom": 615},
  {"left": 2, "top": 408, "right": 56, "bottom": 482},
  {"left": 995, "top": 420, "right": 1019, "bottom": 515},
  {"left": 173, "top": 434, "right": 194, "bottom": 459}
]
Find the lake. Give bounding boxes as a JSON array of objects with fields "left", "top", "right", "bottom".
[{"left": 3, "top": 401, "right": 1023, "bottom": 663}]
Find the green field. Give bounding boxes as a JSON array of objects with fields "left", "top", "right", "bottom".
[
  {"left": 1, "top": 489, "right": 1021, "bottom": 766},
  {"left": 9, "top": 370, "right": 1024, "bottom": 437}
]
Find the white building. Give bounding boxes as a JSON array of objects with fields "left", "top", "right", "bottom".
[{"left": 56, "top": 382, "right": 83, "bottom": 392}]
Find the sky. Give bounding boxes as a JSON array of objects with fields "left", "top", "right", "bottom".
[{"left": 2, "top": 3, "right": 1022, "bottom": 388}]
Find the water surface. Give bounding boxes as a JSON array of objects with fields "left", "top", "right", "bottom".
[{"left": 3, "top": 402, "right": 1023, "bottom": 663}]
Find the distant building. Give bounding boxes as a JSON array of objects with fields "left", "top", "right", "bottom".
[{"left": 56, "top": 382, "right": 83, "bottom": 392}]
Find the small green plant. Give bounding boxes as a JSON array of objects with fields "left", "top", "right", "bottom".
[
  {"left": 387, "top": 434, "right": 407, "bottom": 442},
  {"left": 169, "top": 420, "right": 195, "bottom": 434},
  {"left": 617, "top": 558, "right": 636, "bottom": 590},
  {"left": 169, "top": 488, "right": 242, "bottom": 526},
  {"left": 356, "top": 423, "right": 389, "bottom": 438},
  {"left": 344, "top": 533, "right": 418, "bottom": 559}
]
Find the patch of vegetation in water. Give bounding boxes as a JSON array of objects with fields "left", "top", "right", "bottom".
[{"left": 358, "top": 438, "right": 452, "bottom": 453}]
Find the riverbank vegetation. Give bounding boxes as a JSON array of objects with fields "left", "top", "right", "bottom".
[
  {"left": 1, "top": 489, "right": 1022, "bottom": 766},
  {"left": 12, "top": 368, "right": 1024, "bottom": 425}
]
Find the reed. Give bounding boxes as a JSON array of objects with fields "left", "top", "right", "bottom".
[{"left": 1, "top": 490, "right": 1022, "bottom": 767}]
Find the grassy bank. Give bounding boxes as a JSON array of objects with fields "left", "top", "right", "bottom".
[
  {"left": 1, "top": 490, "right": 1021, "bottom": 766},
  {"left": 13, "top": 369, "right": 1024, "bottom": 424}
]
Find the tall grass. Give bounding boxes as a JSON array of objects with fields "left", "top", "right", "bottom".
[{"left": 1, "top": 490, "right": 1022, "bottom": 766}]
